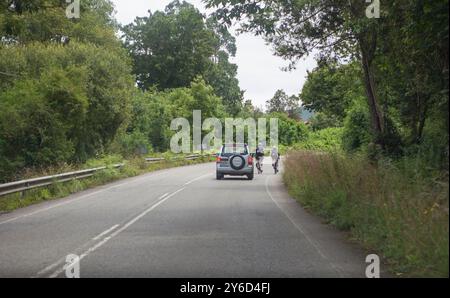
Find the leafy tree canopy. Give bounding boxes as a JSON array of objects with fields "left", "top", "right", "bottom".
[
  {"left": 266, "top": 89, "right": 301, "bottom": 120},
  {"left": 0, "top": 0, "right": 119, "bottom": 47},
  {"left": 122, "top": 0, "right": 243, "bottom": 115}
]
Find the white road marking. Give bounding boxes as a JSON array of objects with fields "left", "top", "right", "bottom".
[
  {"left": 92, "top": 224, "right": 120, "bottom": 241},
  {"left": 34, "top": 256, "right": 67, "bottom": 278},
  {"left": 264, "top": 175, "right": 345, "bottom": 277},
  {"left": 184, "top": 173, "right": 212, "bottom": 186},
  {"left": 47, "top": 189, "right": 185, "bottom": 278},
  {"left": 33, "top": 192, "right": 169, "bottom": 278},
  {"left": 0, "top": 169, "right": 180, "bottom": 226},
  {"left": 33, "top": 171, "right": 208, "bottom": 278}
]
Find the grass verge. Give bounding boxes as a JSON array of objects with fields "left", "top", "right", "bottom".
[
  {"left": 0, "top": 154, "right": 215, "bottom": 213},
  {"left": 283, "top": 150, "right": 449, "bottom": 277}
]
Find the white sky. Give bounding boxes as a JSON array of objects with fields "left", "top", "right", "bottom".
[{"left": 111, "top": 0, "right": 316, "bottom": 109}]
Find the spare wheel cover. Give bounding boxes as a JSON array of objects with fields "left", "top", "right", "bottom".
[{"left": 230, "top": 155, "right": 245, "bottom": 170}]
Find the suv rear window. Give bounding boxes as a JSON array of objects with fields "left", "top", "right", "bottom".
[{"left": 221, "top": 144, "right": 248, "bottom": 157}]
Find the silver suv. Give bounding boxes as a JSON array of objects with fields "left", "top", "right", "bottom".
[{"left": 216, "top": 143, "right": 254, "bottom": 180}]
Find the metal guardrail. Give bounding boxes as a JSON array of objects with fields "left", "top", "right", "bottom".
[
  {"left": 0, "top": 164, "right": 124, "bottom": 197},
  {"left": 0, "top": 153, "right": 217, "bottom": 197},
  {"left": 145, "top": 157, "right": 166, "bottom": 163}
]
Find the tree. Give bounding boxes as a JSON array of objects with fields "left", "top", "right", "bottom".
[
  {"left": 204, "top": 50, "right": 243, "bottom": 115},
  {"left": 266, "top": 90, "right": 287, "bottom": 113},
  {"left": 266, "top": 89, "right": 301, "bottom": 119},
  {"left": 301, "top": 62, "right": 366, "bottom": 125},
  {"left": 342, "top": 101, "right": 371, "bottom": 152},
  {"left": 122, "top": 0, "right": 243, "bottom": 114},
  {"left": 0, "top": 0, "right": 135, "bottom": 180},
  {"left": 376, "top": 1, "right": 448, "bottom": 149},
  {"left": 204, "top": 16, "right": 243, "bottom": 115},
  {"left": 0, "top": 42, "right": 134, "bottom": 168},
  {"left": 0, "top": 0, "right": 119, "bottom": 47},
  {"left": 120, "top": 78, "right": 226, "bottom": 153},
  {"left": 122, "top": 1, "right": 216, "bottom": 90},
  {"left": 267, "top": 112, "right": 309, "bottom": 146},
  {"left": 206, "top": 0, "right": 387, "bottom": 148},
  {"left": 120, "top": 89, "right": 174, "bottom": 153},
  {"left": 309, "top": 113, "right": 342, "bottom": 131}
]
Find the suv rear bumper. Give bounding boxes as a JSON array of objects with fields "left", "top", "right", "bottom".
[{"left": 216, "top": 164, "right": 254, "bottom": 175}]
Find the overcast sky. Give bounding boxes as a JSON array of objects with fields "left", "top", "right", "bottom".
[{"left": 111, "top": 0, "right": 317, "bottom": 109}]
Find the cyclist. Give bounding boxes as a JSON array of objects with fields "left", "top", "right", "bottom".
[
  {"left": 255, "top": 143, "right": 265, "bottom": 174},
  {"left": 271, "top": 146, "right": 280, "bottom": 174}
]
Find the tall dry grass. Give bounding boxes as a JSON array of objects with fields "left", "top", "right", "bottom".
[{"left": 283, "top": 151, "right": 449, "bottom": 277}]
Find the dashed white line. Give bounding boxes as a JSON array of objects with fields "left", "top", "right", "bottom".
[
  {"left": 47, "top": 189, "right": 185, "bottom": 278},
  {"left": 34, "top": 256, "right": 67, "bottom": 278},
  {"left": 0, "top": 170, "right": 173, "bottom": 226},
  {"left": 184, "top": 173, "right": 212, "bottom": 186},
  {"left": 32, "top": 193, "right": 169, "bottom": 278},
  {"left": 92, "top": 224, "right": 120, "bottom": 241},
  {"left": 32, "top": 171, "right": 209, "bottom": 278}
]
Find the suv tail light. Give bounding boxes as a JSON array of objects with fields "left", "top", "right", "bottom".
[
  {"left": 248, "top": 155, "right": 253, "bottom": 166},
  {"left": 216, "top": 156, "right": 222, "bottom": 163}
]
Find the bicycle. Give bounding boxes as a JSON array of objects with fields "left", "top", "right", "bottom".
[
  {"left": 272, "top": 157, "right": 280, "bottom": 174},
  {"left": 256, "top": 156, "right": 264, "bottom": 174}
]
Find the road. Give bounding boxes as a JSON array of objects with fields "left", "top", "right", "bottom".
[{"left": 0, "top": 161, "right": 368, "bottom": 278}]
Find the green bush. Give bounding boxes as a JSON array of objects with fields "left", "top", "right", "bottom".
[
  {"left": 293, "top": 127, "right": 343, "bottom": 152},
  {"left": 116, "top": 131, "right": 153, "bottom": 157},
  {"left": 342, "top": 102, "right": 371, "bottom": 152},
  {"left": 0, "top": 42, "right": 134, "bottom": 182}
]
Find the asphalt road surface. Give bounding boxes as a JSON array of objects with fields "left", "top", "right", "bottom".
[{"left": 0, "top": 161, "right": 369, "bottom": 278}]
